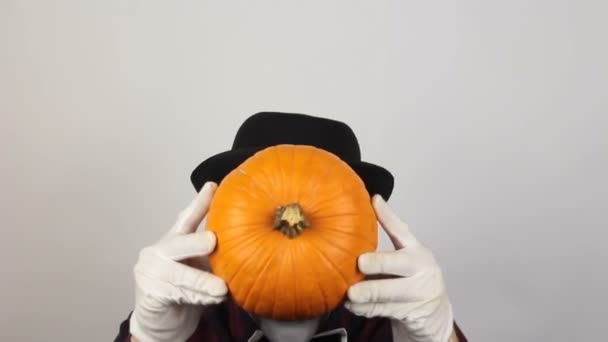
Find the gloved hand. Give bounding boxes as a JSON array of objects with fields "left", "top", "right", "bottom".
[
  {"left": 345, "top": 195, "right": 454, "bottom": 342},
  {"left": 129, "top": 182, "right": 228, "bottom": 342}
]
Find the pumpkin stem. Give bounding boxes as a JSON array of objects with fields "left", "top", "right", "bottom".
[{"left": 274, "top": 203, "right": 309, "bottom": 238}]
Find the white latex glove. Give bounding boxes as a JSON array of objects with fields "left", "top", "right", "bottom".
[
  {"left": 345, "top": 195, "right": 454, "bottom": 342},
  {"left": 129, "top": 182, "right": 228, "bottom": 342}
]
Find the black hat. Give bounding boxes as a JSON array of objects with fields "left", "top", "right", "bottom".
[{"left": 190, "top": 112, "right": 394, "bottom": 200}]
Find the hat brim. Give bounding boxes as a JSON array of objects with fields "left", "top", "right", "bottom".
[{"left": 190, "top": 147, "right": 394, "bottom": 200}]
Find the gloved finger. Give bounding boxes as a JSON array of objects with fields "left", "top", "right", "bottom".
[
  {"left": 372, "top": 194, "right": 420, "bottom": 249},
  {"left": 182, "top": 254, "right": 212, "bottom": 271},
  {"left": 156, "top": 231, "right": 218, "bottom": 260},
  {"left": 137, "top": 243, "right": 228, "bottom": 297},
  {"left": 343, "top": 301, "right": 376, "bottom": 318},
  {"left": 357, "top": 251, "right": 417, "bottom": 277},
  {"left": 170, "top": 182, "right": 217, "bottom": 235},
  {"left": 347, "top": 277, "right": 428, "bottom": 304},
  {"left": 344, "top": 300, "right": 428, "bottom": 320},
  {"left": 344, "top": 302, "right": 395, "bottom": 318},
  {"left": 135, "top": 257, "right": 228, "bottom": 297},
  {"left": 136, "top": 271, "right": 227, "bottom": 306}
]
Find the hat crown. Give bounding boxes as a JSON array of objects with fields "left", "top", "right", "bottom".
[{"left": 232, "top": 112, "right": 362, "bottom": 161}]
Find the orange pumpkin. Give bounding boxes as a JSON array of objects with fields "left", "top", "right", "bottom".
[{"left": 207, "top": 144, "right": 377, "bottom": 320}]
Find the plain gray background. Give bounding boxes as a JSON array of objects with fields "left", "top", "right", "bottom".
[{"left": 2, "top": 1, "right": 607, "bottom": 341}]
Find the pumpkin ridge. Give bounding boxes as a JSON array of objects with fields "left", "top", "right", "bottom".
[
  {"left": 291, "top": 241, "right": 314, "bottom": 317},
  {"left": 304, "top": 237, "right": 351, "bottom": 290},
  {"left": 271, "top": 146, "right": 289, "bottom": 200},
  {"left": 241, "top": 240, "right": 278, "bottom": 312},
  {"left": 213, "top": 196, "right": 274, "bottom": 211},
  {"left": 308, "top": 228, "right": 368, "bottom": 259},
  {"left": 211, "top": 221, "right": 273, "bottom": 233},
  {"left": 291, "top": 244, "right": 300, "bottom": 318},
  {"left": 254, "top": 162, "right": 283, "bottom": 203},
  {"left": 311, "top": 225, "right": 376, "bottom": 248},
  {"left": 299, "top": 239, "right": 331, "bottom": 315},
  {"left": 208, "top": 205, "right": 262, "bottom": 213},
  {"left": 271, "top": 240, "right": 290, "bottom": 318},
  {"left": 224, "top": 247, "right": 253, "bottom": 284},
  {"left": 310, "top": 212, "right": 369, "bottom": 220},
  {"left": 298, "top": 149, "right": 344, "bottom": 208},
  {"left": 216, "top": 232, "right": 273, "bottom": 284},
  {"left": 293, "top": 145, "right": 318, "bottom": 203},
  {"left": 215, "top": 229, "right": 272, "bottom": 256},
  {"left": 287, "top": 242, "right": 297, "bottom": 318},
  {"left": 288, "top": 145, "right": 297, "bottom": 195},
  {"left": 231, "top": 168, "right": 279, "bottom": 204},
  {"left": 306, "top": 191, "right": 357, "bottom": 214},
  {"left": 229, "top": 148, "right": 290, "bottom": 203}
]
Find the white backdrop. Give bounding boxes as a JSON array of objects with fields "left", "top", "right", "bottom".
[{"left": 2, "top": 1, "right": 607, "bottom": 341}]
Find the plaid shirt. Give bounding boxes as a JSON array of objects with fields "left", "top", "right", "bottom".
[{"left": 115, "top": 298, "right": 467, "bottom": 342}]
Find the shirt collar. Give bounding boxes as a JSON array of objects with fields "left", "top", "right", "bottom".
[
  {"left": 224, "top": 297, "right": 348, "bottom": 342},
  {"left": 247, "top": 327, "right": 347, "bottom": 342}
]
